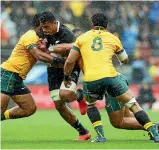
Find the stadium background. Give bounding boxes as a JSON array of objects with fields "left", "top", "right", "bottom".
[
  {"left": 1, "top": 1, "right": 159, "bottom": 149},
  {"left": 1, "top": 1, "right": 159, "bottom": 111}
]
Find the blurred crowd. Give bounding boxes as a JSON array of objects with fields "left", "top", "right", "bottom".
[{"left": 1, "top": 1, "right": 159, "bottom": 84}]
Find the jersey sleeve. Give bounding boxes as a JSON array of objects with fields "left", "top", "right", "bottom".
[
  {"left": 72, "top": 37, "right": 81, "bottom": 53},
  {"left": 22, "top": 31, "right": 39, "bottom": 51},
  {"left": 114, "top": 36, "right": 124, "bottom": 54}
]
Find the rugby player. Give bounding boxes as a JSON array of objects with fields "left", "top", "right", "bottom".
[
  {"left": 63, "top": 13, "right": 159, "bottom": 143},
  {"left": 39, "top": 11, "right": 90, "bottom": 140},
  {"left": 1, "top": 13, "right": 65, "bottom": 121}
]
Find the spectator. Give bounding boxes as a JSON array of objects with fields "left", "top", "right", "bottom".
[
  {"left": 136, "top": 80, "right": 156, "bottom": 109},
  {"left": 149, "top": 59, "right": 159, "bottom": 82},
  {"left": 131, "top": 53, "right": 152, "bottom": 84},
  {"left": 1, "top": 10, "right": 17, "bottom": 46}
]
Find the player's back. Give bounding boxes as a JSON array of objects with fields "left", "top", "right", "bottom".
[
  {"left": 1, "top": 30, "right": 39, "bottom": 79},
  {"left": 76, "top": 29, "right": 122, "bottom": 81}
]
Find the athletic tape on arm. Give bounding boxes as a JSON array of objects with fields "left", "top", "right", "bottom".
[
  {"left": 116, "top": 49, "right": 128, "bottom": 62},
  {"left": 125, "top": 97, "right": 137, "bottom": 108}
]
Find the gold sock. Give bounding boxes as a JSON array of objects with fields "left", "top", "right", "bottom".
[
  {"left": 93, "top": 121, "right": 102, "bottom": 128},
  {"left": 144, "top": 122, "right": 154, "bottom": 130},
  {"left": 4, "top": 110, "right": 10, "bottom": 119}
]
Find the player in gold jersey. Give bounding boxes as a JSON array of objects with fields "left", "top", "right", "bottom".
[
  {"left": 64, "top": 13, "right": 159, "bottom": 142},
  {"left": 1, "top": 13, "right": 66, "bottom": 121}
]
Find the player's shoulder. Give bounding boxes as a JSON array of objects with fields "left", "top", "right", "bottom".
[
  {"left": 107, "top": 32, "right": 120, "bottom": 41},
  {"left": 21, "top": 29, "right": 37, "bottom": 40},
  {"left": 77, "top": 30, "right": 91, "bottom": 41},
  {"left": 60, "top": 24, "right": 74, "bottom": 34}
]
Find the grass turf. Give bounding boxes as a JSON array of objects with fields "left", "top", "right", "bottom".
[{"left": 1, "top": 110, "right": 159, "bottom": 149}]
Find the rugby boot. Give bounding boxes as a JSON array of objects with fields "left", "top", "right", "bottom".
[
  {"left": 91, "top": 136, "right": 106, "bottom": 143},
  {"left": 75, "top": 132, "right": 91, "bottom": 141},
  {"left": 148, "top": 123, "right": 159, "bottom": 140},
  {"left": 76, "top": 88, "right": 87, "bottom": 115},
  {"left": 147, "top": 124, "right": 159, "bottom": 142}
]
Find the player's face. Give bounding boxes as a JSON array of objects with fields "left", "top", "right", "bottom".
[{"left": 41, "top": 21, "right": 57, "bottom": 35}]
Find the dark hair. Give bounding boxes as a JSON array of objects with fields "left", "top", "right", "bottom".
[
  {"left": 91, "top": 13, "right": 108, "bottom": 28},
  {"left": 40, "top": 11, "right": 56, "bottom": 23},
  {"left": 32, "top": 13, "right": 41, "bottom": 28}
]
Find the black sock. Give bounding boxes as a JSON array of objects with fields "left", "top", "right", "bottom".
[
  {"left": 76, "top": 89, "right": 84, "bottom": 102},
  {"left": 1, "top": 114, "right": 6, "bottom": 121},
  {"left": 87, "top": 106, "right": 101, "bottom": 123},
  {"left": 87, "top": 106, "right": 105, "bottom": 137},
  {"left": 134, "top": 110, "right": 151, "bottom": 126},
  {"left": 71, "top": 120, "right": 88, "bottom": 135}
]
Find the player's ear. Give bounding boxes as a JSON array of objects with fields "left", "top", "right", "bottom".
[{"left": 91, "top": 24, "right": 94, "bottom": 29}]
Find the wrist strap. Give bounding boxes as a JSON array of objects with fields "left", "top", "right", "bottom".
[{"left": 64, "top": 75, "right": 71, "bottom": 81}]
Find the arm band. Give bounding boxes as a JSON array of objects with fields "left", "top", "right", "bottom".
[
  {"left": 116, "top": 49, "right": 128, "bottom": 62},
  {"left": 52, "top": 57, "right": 66, "bottom": 65},
  {"left": 64, "top": 75, "right": 71, "bottom": 82}
]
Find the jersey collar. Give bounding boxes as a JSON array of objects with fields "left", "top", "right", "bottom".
[
  {"left": 93, "top": 26, "right": 106, "bottom": 30},
  {"left": 57, "top": 21, "right": 60, "bottom": 33}
]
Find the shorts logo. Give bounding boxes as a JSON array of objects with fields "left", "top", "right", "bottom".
[{"left": 106, "top": 103, "right": 111, "bottom": 108}]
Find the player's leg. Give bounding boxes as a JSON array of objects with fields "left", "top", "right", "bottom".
[
  {"left": 59, "top": 82, "right": 87, "bottom": 115},
  {"left": 1, "top": 68, "right": 36, "bottom": 120},
  {"left": 59, "top": 64, "right": 87, "bottom": 115},
  {"left": 1, "top": 93, "right": 11, "bottom": 120},
  {"left": 5, "top": 93, "right": 37, "bottom": 120},
  {"left": 1, "top": 68, "right": 12, "bottom": 117},
  {"left": 84, "top": 81, "right": 106, "bottom": 142},
  {"left": 105, "top": 93, "right": 144, "bottom": 130},
  {"left": 108, "top": 74, "right": 159, "bottom": 142},
  {"left": 48, "top": 67, "right": 90, "bottom": 140},
  {"left": 51, "top": 89, "right": 90, "bottom": 140}
]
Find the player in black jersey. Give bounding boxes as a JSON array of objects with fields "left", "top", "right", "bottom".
[{"left": 39, "top": 11, "right": 90, "bottom": 140}]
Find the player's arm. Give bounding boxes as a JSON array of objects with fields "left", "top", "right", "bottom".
[
  {"left": 115, "top": 49, "right": 129, "bottom": 64},
  {"left": 29, "top": 45, "right": 66, "bottom": 65},
  {"left": 23, "top": 32, "right": 66, "bottom": 65},
  {"left": 114, "top": 37, "right": 129, "bottom": 64},
  {"left": 50, "top": 28, "right": 76, "bottom": 56},
  {"left": 64, "top": 49, "right": 81, "bottom": 87},
  {"left": 49, "top": 43, "right": 73, "bottom": 56}
]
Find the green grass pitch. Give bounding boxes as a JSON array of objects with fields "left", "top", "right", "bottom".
[{"left": 1, "top": 110, "right": 159, "bottom": 149}]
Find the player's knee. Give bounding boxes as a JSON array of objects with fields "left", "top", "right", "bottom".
[
  {"left": 110, "top": 119, "right": 123, "bottom": 128},
  {"left": 24, "top": 105, "right": 37, "bottom": 117},
  {"left": 59, "top": 90, "right": 75, "bottom": 102}
]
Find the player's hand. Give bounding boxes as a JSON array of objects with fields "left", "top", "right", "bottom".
[
  {"left": 37, "top": 38, "right": 48, "bottom": 51},
  {"left": 64, "top": 75, "right": 72, "bottom": 88},
  {"left": 64, "top": 80, "right": 72, "bottom": 88}
]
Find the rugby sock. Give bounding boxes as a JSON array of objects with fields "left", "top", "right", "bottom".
[
  {"left": 134, "top": 110, "right": 159, "bottom": 136},
  {"left": 1, "top": 110, "right": 10, "bottom": 121},
  {"left": 134, "top": 110, "right": 152, "bottom": 127},
  {"left": 1, "top": 114, "right": 6, "bottom": 121},
  {"left": 76, "top": 89, "right": 84, "bottom": 102},
  {"left": 87, "top": 106, "right": 105, "bottom": 137},
  {"left": 71, "top": 120, "right": 88, "bottom": 135}
]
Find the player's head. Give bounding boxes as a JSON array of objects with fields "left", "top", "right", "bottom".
[
  {"left": 91, "top": 13, "right": 108, "bottom": 29},
  {"left": 72, "top": 28, "right": 83, "bottom": 38},
  {"left": 32, "top": 13, "right": 41, "bottom": 31},
  {"left": 40, "top": 11, "right": 57, "bottom": 35}
]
